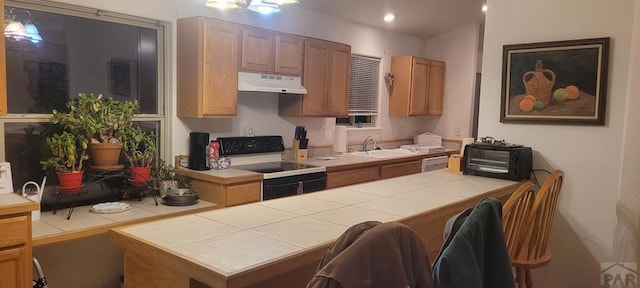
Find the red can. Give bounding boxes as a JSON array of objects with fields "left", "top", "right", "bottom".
[{"left": 209, "top": 140, "right": 219, "bottom": 158}]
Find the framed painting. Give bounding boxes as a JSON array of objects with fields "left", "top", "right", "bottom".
[{"left": 500, "top": 37, "right": 609, "bottom": 125}]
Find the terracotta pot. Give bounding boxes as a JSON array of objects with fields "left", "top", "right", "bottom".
[
  {"left": 89, "top": 142, "right": 123, "bottom": 167},
  {"left": 129, "top": 166, "right": 152, "bottom": 187},
  {"left": 57, "top": 171, "right": 84, "bottom": 195}
]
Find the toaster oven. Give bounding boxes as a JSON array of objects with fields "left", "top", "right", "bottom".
[{"left": 462, "top": 143, "right": 532, "bottom": 181}]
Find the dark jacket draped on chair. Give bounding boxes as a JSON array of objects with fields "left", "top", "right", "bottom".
[
  {"left": 307, "top": 221, "right": 434, "bottom": 288},
  {"left": 432, "top": 197, "right": 515, "bottom": 288}
]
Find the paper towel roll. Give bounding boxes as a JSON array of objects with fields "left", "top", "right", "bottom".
[
  {"left": 460, "top": 137, "right": 474, "bottom": 156},
  {"left": 333, "top": 126, "right": 347, "bottom": 154}
]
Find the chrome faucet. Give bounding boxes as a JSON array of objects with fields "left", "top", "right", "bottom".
[{"left": 362, "top": 136, "right": 376, "bottom": 152}]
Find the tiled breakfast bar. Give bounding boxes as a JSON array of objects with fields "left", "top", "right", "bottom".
[{"left": 109, "top": 170, "right": 521, "bottom": 288}]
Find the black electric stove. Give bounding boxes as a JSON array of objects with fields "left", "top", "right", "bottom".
[
  {"left": 231, "top": 161, "right": 323, "bottom": 174},
  {"left": 216, "top": 136, "right": 327, "bottom": 199}
]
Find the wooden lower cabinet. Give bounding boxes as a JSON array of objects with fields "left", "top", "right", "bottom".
[
  {"left": 380, "top": 160, "right": 422, "bottom": 179},
  {"left": 0, "top": 247, "right": 29, "bottom": 288},
  {"left": 326, "top": 165, "right": 379, "bottom": 189},
  {"left": 191, "top": 179, "right": 261, "bottom": 208},
  {"left": 0, "top": 194, "right": 36, "bottom": 288}
]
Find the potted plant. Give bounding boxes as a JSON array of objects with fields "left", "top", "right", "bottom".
[
  {"left": 52, "top": 92, "right": 138, "bottom": 169},
  {"left": 119, "top": 125, "right": 157, "bottom": 187},
  {"left": 151, "top": 159, "right": 197, "bottom": 205},
  {"left": 40, "top": 131, "right": 89, "bottom": 194}
]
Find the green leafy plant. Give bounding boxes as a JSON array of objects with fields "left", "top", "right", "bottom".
[
  {"left": 51, "top": 92, "right": 138, "bottom": 143},
  {"left": 152, "top": 159, "right": 192, "bottom": 188},
  {"left": 119, "top": 126, "right": 157, "bottom": 167},
  {"left": 40, "top": 131, "right": 89, "bottom": 173}
]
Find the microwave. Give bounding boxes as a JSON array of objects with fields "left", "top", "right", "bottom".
[{"left": 462, "top": 143, "right": 532, "bottom": 181}]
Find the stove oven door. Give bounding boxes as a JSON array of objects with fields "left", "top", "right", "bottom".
[{"left": 262, "top": 172, "right": 327, "bottom": 200}]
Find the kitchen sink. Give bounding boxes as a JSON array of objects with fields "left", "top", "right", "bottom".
[{"left": 348, "top": 149, "right": 416, "bottom": 159}]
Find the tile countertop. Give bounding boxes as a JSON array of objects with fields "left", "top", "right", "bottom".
[
  {"left": 111, "top": 169, "right": 517, "bottom": 278},
  {"left": 180, "top": 148, "right": 458, "bottom": 181},
  {"left": 0, "top": 192, "right": 39, "bottom": 215},
  {"left": 304, "top": 148, "right": 458, "bottom": 169},
  {"left": 31, "top": 196, "right": 217, "bottom": 246}
]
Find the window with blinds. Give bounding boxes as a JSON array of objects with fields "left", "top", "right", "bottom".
[
  {"left": 348, "top": 54, "right": 381, "bottom": 115},
  {"left": 337, "top": 54, "right": 380, "bottom": 127}
]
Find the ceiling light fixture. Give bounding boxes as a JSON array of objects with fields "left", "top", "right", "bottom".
[
  {"left": 248, "top": 0, "right": 281, "bottom": 14},
  {"left": 383, "top": 13, "right": 396, "bottom": 22},
  {"left": 482, "top": 4, "right": 488, "bottom": 12},
  {"left": 205, "top": 0, "right": 300, "bottom": 14},
  {"left": 205, "top": 0, "right": 241, "bottom": 9},
  {"left": 264, "top": 0, "right": 299, "bottom": 4},
  {"left": 4, "top": 8, "right": 43, "bottom": 44}
]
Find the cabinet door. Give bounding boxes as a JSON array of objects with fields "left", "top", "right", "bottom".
[
  {"left": 201, "top": 19, "right": 239, "bottom": 116},
  {"left": 302, "top": 39, "right": 329, "bottom": 116},
  {"left": 427, "top": 60, "right": 445, "bottom": 116},
  {"left": 326, "top": 43, "right": 351, "bottom": 116},
  {"left": 409, "top": 57, "right": 430, "bottom": 116},
  {"left": 0, "top": 247, "right": 29, "bottom": 288},
  {"left": 225, "top": 181, "right": 261, "bottom": 206},
  {"left": 380, "top": 161, "right": 421, "bottom": 179},
  {"left": 241, "top": 28, "right": 275, "bottom": 73},
  {"left": 275, "top": 34, "right": 303, "bottom": 76},
  {"left": 326, "top": 166, "right": 379, "bottom": 189}
]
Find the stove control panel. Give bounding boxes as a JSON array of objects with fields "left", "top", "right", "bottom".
[{"left": 217, "top": 136, "right": 285, "bottom": 156}]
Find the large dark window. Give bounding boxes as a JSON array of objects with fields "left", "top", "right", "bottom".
[
  {"left": 5, "top": 6, "right": 158, "bottom": 113},
  {"left": 2, "top": 0, "right": 168, "bottom": 210}
]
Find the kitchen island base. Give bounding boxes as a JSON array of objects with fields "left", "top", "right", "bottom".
[{"left": 110, "top": 170, "right": 520, "bottom": 288}]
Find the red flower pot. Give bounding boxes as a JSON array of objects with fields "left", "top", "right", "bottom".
[
  {"left": 57, "top": 171, "right": 84, "bottom": 195},
  {"left": 130, "top": 166, "right": 152, "bottom": 187}
]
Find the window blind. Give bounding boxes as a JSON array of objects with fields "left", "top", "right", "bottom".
[{"left": 349, "top": 54, "right": 380, "bottom": 115}]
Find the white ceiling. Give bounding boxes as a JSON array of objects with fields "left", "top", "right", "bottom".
[{"left": 295, "top": 0, "right": 486, "bottom": 40}]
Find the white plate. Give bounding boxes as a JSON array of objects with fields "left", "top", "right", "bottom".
[
  {"left": 315, "top": 156, "right": 337, "bottom": 160},
  {"left": 90, "top": 202, "right": 131, "bottom": 214}
]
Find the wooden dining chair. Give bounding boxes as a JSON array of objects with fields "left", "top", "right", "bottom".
[
  {"left": 502, "top": 181, "right": 537, "bottom": 261},
  {"left": 511, "top": 170, "right": 564, "bottom": 288}
]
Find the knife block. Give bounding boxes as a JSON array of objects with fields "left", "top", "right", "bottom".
[{"left": 292, "top": 139, "right": 307, "bottom": 161}]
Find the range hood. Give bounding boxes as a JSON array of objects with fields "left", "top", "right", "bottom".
[{"left": 237, "top": 72, "right": 307, "bottom": 94}]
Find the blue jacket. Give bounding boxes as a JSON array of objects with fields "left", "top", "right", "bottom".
[{"left": 432, "top": 197, "right": 515, "bottom": 288}]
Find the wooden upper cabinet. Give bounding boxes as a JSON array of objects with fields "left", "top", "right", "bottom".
[
  {"left": 327, "top": 42, "right": 351, "bottom": 116},
  {"left": 301, "top": 38, "right": 329, "bottom": 116},
  {"left": 241, "top": 27, "right": 275, "bottom": 73},
  {"left": 240, "top": 28, "right": 303, "bottom": 76},
  {"left": 409, "top": 57, "right": 430, "bottom": 115},
  {"left": 177, "top": 17, "right": 239, "bottom": 118},
  {"left": 427, "top": 60, "right": 445, "bottom": 115},
  {"left": 389, "top": 56, "right": 445, "bottom": 117},
  {"left": 279, "top": 38, "right": 350, "bottom": 117},
  {"left": 274, "top": 34, "right": 303, "bottom": 76}
]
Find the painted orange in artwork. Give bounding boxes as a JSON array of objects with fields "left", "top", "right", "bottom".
[
  {"left": 565, "top": 85, "right": 580, "bottom": 99},
  {"left": 519, "top": 98, "right": 535, "bottom": 112}
]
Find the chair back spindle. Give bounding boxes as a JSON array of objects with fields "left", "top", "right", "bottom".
[
  {"left": 502, "top": 182, "right": 537, "bottom": 260},
  {"left": 525, "top": 170, "right": 563, "bottom": 261}
]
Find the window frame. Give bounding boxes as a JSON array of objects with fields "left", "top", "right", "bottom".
[
  {"left": 337, "top": 53, "right": 381, "bottom": 128},
  {"left": 0, "top": 0, "right": 171, "bottom": 162}
]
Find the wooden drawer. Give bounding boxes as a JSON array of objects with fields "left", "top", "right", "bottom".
[
  {"left": 225, "top": 182, "right": 261, "bottom": 207},
  {"left": 327, "top": 166, "right": 379, "bottom": 189},
  {"left": 380, "top": 160, "right": 421, "bottom": 179},
  {"left": 0, "top": 216, "right": 28, "bottom": 248}
]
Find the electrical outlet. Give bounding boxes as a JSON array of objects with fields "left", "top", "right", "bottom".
[{"left": 455, "top": 127, "right": 462, "bottom": 137}]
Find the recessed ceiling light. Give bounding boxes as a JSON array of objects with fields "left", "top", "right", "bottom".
[
  {"left": 384, "top": 13, "right": 395, "bottom": 22},
  {"left": 482, "top": 4, "right": 488, "bottom": 12}
]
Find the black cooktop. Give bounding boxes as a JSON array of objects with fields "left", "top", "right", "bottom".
[{"left": 232, "top": 161, "right": 320, "bottom": 173}]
